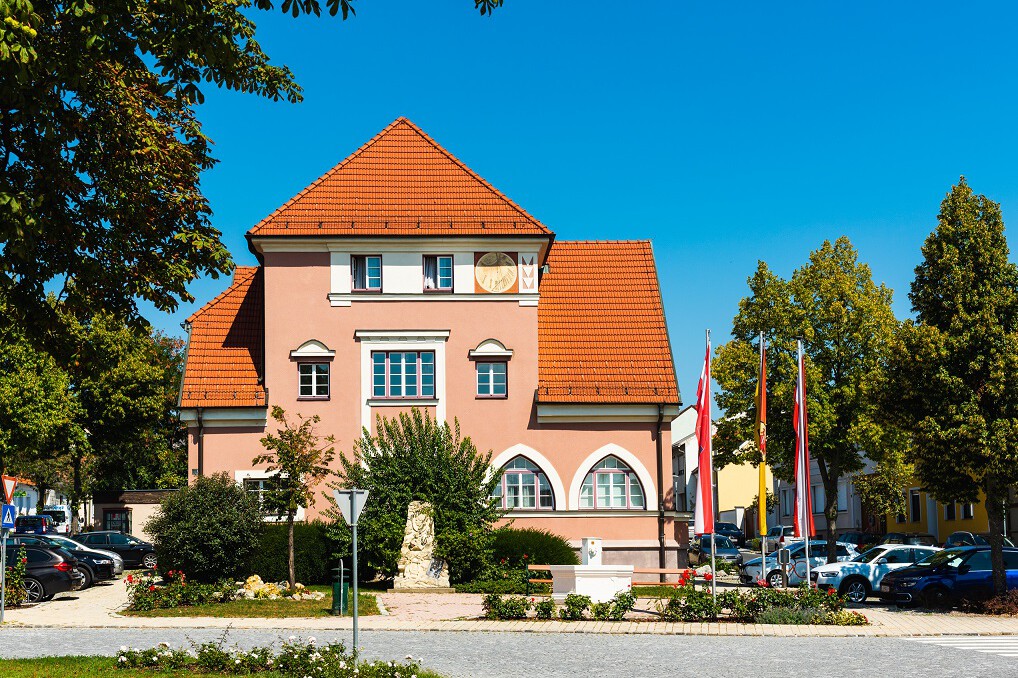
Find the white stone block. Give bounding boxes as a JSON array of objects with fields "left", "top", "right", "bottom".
[{"left": 549, "top": 565, "right": 634, "bottom": 604}]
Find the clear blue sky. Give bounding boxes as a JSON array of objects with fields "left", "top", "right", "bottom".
[{"left": 148, "top": 0, "right": 1018, "bottom": 405}]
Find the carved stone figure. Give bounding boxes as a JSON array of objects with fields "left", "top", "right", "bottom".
[{"left": 393, "top": 500, "right": 450, "bottom": 589}]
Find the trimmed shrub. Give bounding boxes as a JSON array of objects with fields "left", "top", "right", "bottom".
[
  {"left": 534, "top": 598, "right": 555, "bottom": 619},
  {"left": 755, "top": 606, "right": 818, "bottom": 625},
  {"left": 146, "top": 473, "right": 263, "bottom": 584},
  {"left": 251, "top": 520, "right": 344, "bottom": 585},
  {"left": 558, "top": 593, "right": 591, "bottom": 620},
  {"left": 492, "top": 527, "right": 579, "bottom": 567},
  {"left": 481, "top": 593, "right": 531, "bottom": 620}
]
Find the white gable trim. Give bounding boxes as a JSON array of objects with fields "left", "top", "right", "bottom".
[
  {"left": 468, "top": 338, "right": 514, "bottom": 360},
  {"left": 489, "top": 443, "right": 567, "bottom": 511},
  {"left": 566, "top": 443, "right": 658, "bottom": 511},
  {"left": 290, "top": 339, "right": 336, "bottom": 359}
]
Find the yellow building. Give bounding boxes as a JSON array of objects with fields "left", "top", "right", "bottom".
[{"left": 884, "top": 484, "right": 991, "bottom": 543}]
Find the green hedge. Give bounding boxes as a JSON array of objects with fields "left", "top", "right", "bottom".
[
  {"left": 491, "top": 527, "right": 579, "bottom": 567},
  {"left": 250, "top": 520, "right": 344, "bottom": 585}
]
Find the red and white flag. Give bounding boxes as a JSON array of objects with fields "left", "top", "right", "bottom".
[
  {"left": 792, "top": 340, "right": 815, "bottom": 539},
  {"left": 693, "top": 332, "right": 715, "bottom": 536}
]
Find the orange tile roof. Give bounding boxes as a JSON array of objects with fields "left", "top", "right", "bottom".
[
  {"left": 537, "top": 241, "right": 680, "bottom": 404},
  {"left": 247, "top": 118, "right": 552, "bottom": 238},
  {"left": 179, "top": 267, "right": 266, "bottom": 408}
]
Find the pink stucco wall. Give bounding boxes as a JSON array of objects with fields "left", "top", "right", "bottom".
[{"left": 187, "top": 251, "right": 680, "bottom": 555}]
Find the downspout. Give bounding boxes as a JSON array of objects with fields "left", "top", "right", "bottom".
[
  {"left": 656, "top": 403, "right": 667, "bottom": 574},
  {"left": 196, "top": 407, "right": 205, "bottom": 478}
]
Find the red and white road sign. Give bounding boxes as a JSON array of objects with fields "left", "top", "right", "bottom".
[{"left": 1, "top": 476, "right": 16, "bottom": 505}]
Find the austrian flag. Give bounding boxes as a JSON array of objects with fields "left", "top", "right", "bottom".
[{"left": 693, "top": 332, "right": 714, "bottom": 536}]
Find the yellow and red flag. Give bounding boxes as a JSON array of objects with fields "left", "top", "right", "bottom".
[{"left": 756, "top": 333, "right": 768, "bottom": 539}]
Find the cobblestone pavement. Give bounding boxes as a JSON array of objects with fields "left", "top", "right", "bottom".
[{"left": 1, "top": 628, "right": 1017, "bottom": 677}]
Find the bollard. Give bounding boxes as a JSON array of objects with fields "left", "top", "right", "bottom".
[{"left": 330, "top": 562, "right": 348, "bottom": 616}]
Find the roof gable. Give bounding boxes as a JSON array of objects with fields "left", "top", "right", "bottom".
[
  {"left": 538, "top": 241, "right": 680, "bottom": 404},
  {"left": 247, "top": 118, "right": 552, "bottom": 238}
]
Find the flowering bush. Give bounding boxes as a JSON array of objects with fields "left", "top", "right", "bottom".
[
  {"left": 655, "top": 582, "right": 859, "bottom": 624},
  {"left": 3, "top": 546, "right": 28, "bottom": 607},
  {"left": 125, "top": 569, "right": 235, "bottom": 612},
  {"left": 481, "top": 593, "right": 531, "bottom": 619},
  {"left": 558, "top": 593, "right": 591, "bottom": 620},
  {"left": 115, "top": 636, "right": 426, "bottom": 676}
]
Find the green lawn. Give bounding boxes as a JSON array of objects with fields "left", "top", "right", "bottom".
[
  {"left": 0, "top": 656, "right": 443, "bottom": 678},
  {"left": 124, "top": 586, "right": 379, "bottom": 618}
]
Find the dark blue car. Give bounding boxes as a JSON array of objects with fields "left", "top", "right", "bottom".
[{"left": 879, "top": 545, "right": 1018, "bottom": 607}]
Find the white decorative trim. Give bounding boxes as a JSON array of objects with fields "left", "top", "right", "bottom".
[
  {"left": 565, "top": 539, "right": 682, "bottom": 548},
  {"left": 468, "top": 338, "right": 514, "bottom": 360},
  {"left": 234, "top": 470, "right": 306, "bottom": 522},
  {"left": 508, "top": 510, "right": 668, "bottom": 519},
  {"left": 254, "top": 237, "right": 550, "bottom": 254},
  {"left": 179, "top": 408, "right": 267, "bottom": 428},
  {"left": 289, "top": 339, "right": 336, "bottom": 359},
  {"left": 566, "top": 444, "right": 658, "bottom": 511},
  {"left": 489, "top": 444, "right": 567, "bottom": 511},
  {"left": 358, "top": 333, "right": 448, "bottom": 429},
  {"left": 536, "top": 403, "right": 680, "bottom": 423},
  {"left": 366, "top": 398, "right": 439, "bottom": 408},
  {"left": 331, "top": 293, "right": 538, "bottom": 306}
]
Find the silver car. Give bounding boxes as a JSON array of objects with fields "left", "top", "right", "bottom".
[
  {"left": 740, "top": 540, "right": 858, "bottom": 587},
  {"left": 46, "top": 534, "right": 124, "bottom": 575}
]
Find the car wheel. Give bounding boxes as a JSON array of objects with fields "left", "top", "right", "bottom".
[
  {"left": 77, "top": 565, "right": 93, "bottom": 589},
  {"left": 922, "top": 585, "right": 953, "bottom": 610},
  {"left": 142, "top": 553, "right": 157, "bottom": 569},
  {"left": 23, "top": 577, "right": 45, "bottom": 603},
  {"left": 839, "top": 577, "right": 870, "bottom": 603},
  {"left": 766, "top": 570, "right": 785, "bottom": 588}
]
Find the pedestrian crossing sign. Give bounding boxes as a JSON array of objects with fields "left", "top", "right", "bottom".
[{"left": 1, "top": 504, "right": 14, "bottom": 530}]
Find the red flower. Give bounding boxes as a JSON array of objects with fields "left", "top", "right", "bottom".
[
  {"left": 523, "top": 554, "right": 529, "bottom": 560},
  {"left": 704, "top": 573, "right": 714, "bottom": 582},
  {"left": 756, "top": 579, "right": 768, "bottom": 588},
  {"left": 827, "top": 588, "right": 836, "bottom": 596},
  {"left": 21, "top": 557, "right": 27, "bottom": 564},
  {"left": 149, "top": 585, "right": 156, "bottom": 592}
]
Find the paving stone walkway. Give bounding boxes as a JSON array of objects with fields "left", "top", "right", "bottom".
[{"left": 5, "top": 580, "right": 1018, "bottom": 637}]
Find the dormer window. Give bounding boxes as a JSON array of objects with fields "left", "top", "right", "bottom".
[
  {"left": 423, "top": 255, "right": 453, "bottom": 291},
  {"left": 352, "top": 255, "right": 382, "bottom": 291}
]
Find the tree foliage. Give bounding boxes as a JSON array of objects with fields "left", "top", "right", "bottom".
[
  {"left": 333, "top": 408, "right": 503, "bottom": 584},
  {"left": 146, "top": 473, "right": 264, "bottom": 584},
  {"left": 714, "top": 237, "right": 899, "bottom": 561},
  {"left": 879, "top": 178, "right": 1018, "bottom": 594},
  {"left": 255, "top": 406, "right": 336, "bottom": 589},
  {"left": 0, "top": 0, "right": 500, "bottom": 333}
]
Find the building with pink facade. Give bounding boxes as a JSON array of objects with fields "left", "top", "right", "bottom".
[{"left": 178, "top": 118, "right": 686, "bottom": 566}]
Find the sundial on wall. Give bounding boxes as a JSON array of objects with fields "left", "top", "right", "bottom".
[{"left": 474, "top": 252, "right": 518, "bottom": 294}]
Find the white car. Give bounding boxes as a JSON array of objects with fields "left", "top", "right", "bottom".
[
  {"left": 810, "top": 543, "right": 941, "bottom": 602},
  {"left": 45, "top": 534, "right": 125, "bottom": 575},
  {"left": 740, "top": 540, "right": 859, "bottom": 588},
  {"left": 762, "top": 525, "right": 801, "bottom": 552}
]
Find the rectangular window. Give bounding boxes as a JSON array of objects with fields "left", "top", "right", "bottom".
[
  {"left": 352, "top": 255, "right": 382, "bottom": 291},
  {"left": 244, "top": 478, "right": 271, "bottom": 515},
  {"left": 476, "top": 362, "right": 507, "bottom": 397},
  {"left": 298, "top": 363, "right": 330, "bottom": 398},
  {"left": 811, "top": 485, "right": 823, "bottom": 514},
  {"left": 781, "top": 489, "right": 791, "bottom": 517},
  {"left": 837, "top": 482, "right": 848, "bottom": 512},
  {"left": 103, "top": 509, "right": 131, "bottom": 534},
  {"left": 944, "top": 502, "right": 956, "bottom": 521},
  {"left": 423, "top": 255, "right": 453, "bottom": 291},
  {"left": 372, "top": 351, "right": 435, "bottom": 399},
  {"left": 909, "top": 488, "right": 921, "bottom": 522},
  {"left": 962, "top": 502, "right": 974, "bottom": 520}
]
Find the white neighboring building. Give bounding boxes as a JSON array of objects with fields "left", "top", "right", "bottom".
[
  {"left": 767, "top": 458, "right": 876, "bottom": 535},
  {"left": 9, "top": 479, "right": 68, "bottom": 516}
]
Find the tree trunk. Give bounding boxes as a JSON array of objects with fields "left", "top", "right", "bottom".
[
  {"left": 287, "top": 511, "right": 296, "bottom": 591},
  {"left": 824, "top": 477, "right": 839, "bottom": 564},
  {"left": 70, "top": 452, "right": 82, "bottom": 535},
  {"left": 985, "top": 475, "right": 1007, "bottom": 597}
]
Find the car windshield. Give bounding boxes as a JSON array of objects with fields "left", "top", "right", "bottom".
[
  {"left": 42, "top": 510, "right": 66, "bottom": 524},
  {"left": 853, "top": 546, "right": 889, "bottom": 563},
  {"left": 715, "top": 523, "right": 738, "bottom": 531},
  {"left": 913, "top": 548, "right": 967, "bottom": 568},
  {"left": 705, "top": 536, "right": 734, "bottom": 549}
]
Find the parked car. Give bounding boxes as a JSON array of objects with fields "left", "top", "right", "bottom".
[
  {"left": 944, "top": 531, "right": 1016, "bottom": 548},
  {"left": 3, "top": 544, "right": 83, "bottom": 603},
  {"left": 8, "top": 534, "right": 117, "bottom": 589},
  {"left": 14, "top": 514, "right": 56, "bottom": 535},
  {"left": 41, "top": 505, "right": 73, "bottom": 535},
  {"left": 879, "top": 532, "right": 939, "bottom": 547},
  {"left": 77, "top": 531, "right": 157, "bottom": 569},
  {"left": 836, "top": 531, "right": 881, "bottom": 553},
  {"left": 712, "top": 522, "right": 746, "bottom": 547},
  {"left": 688, "top": 534, "right": 742, "bottom": 566},
  {"left": 879, "top": 546, "right": 1018, "bottom": 607},
  {"left": 762, "top": 525, "right": 798, "bottom": 551},
  {"left": 42, "top": 534, "right": 124, "bottom": 575},
  {"left": 740, "top": 540, "right": 859, "bottom": 587},
  {"left": 809, "top": 543, "right": 941, "bottom": 602}
]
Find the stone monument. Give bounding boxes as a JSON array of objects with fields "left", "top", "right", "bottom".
[{"left": 392, "top": 500, "right": 452, "bottom": 591}]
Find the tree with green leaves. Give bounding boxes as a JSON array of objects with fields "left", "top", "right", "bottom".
[
  {"left": 333, "top": 409, "right": 502, "bottom": 584},
  {"left": 0, "top": 0, "right": 502, "bottom": 334},
  {"left": 880, "top": 178, "right": 1018, "bottom": 596},
  {"left": 714, "top": 237, "right": 899, "bottom": 562},
  {"left": 256, "top": 406, "right": 336, "bottom": 590}
]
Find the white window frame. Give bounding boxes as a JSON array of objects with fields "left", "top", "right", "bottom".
[
  {"left": 352, "top": 255, "right": 382, "bottom": 291},
  {"left": 961, "top": 502, "right": 974, "bottom": 520},
  {"left": 235, "top": 471, "right": 305, "bottom": 523},
  {"left": 356, "top": 330, "right": 449, "bottom": 429},
  {"left": 476, "top": 361, "right": 507, "bottom": 398},
  {"left": 578, "top": 457, "right": 646, "bottom": 510},
  {"left": 492, "top": 457, "right": 554, "bottom": 510},
  {"left": 298, "top": 362, "right": 330, "bottom": 399},
  {"left": 371, "top": 350, "right": 436, "bottom": 399},
  {"left": 423, "top": 254, "right": 454, "bottom": 291}
]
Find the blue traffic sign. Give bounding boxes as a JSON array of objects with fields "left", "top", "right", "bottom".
[{"left": 1, "top": 504, "right": 15, "bottom": 529}]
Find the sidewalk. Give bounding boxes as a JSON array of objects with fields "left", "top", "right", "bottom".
[{"left": 5, "top": 583, "right": 1018, "bottom": 637}]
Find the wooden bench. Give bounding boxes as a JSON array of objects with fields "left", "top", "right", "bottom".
[{"left": 525, "top": 564, "right": 695, "bottom": 592}]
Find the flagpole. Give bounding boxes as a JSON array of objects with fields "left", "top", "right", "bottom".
[
  {"left": 707, "top": 330, "right": 717, "bottom": 603},
  {"left": 798, "top": 339, "right": 811, "bottom": 588},
  {"left": 759, "top": 331, "right": 767, "bottom": 580}
]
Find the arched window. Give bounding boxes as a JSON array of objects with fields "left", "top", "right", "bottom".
[
  {"left": 579, "top": 457, "right": 645, "bottom": 509},
  {"left": 492, "top": 457, "right": 554, "bottom": 510}
]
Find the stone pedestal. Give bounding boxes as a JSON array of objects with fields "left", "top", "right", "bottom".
[
  {"left": 549, "top": 564, "right": 634, "bottom": 604},
  {"left": 392, "top": 501, "right": 451, "bottom": 590}
]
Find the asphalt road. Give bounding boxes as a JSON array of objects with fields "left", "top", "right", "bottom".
[{"left": 2, "top": 629, "right": 1017, "bottom": 677}]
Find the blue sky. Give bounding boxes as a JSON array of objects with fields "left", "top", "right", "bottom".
[{"left": 148, "top": 1, "right": 1018, "bottom": 404}]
